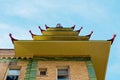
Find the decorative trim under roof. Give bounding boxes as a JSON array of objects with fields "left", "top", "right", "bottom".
[
  {"left": 29, "top": 30, "right": 36, "bottom": 38},
  {"left": 45, "top": 24, "right": 49, "bottom": 29},
  {"left": 9, "top": 33, "right": 18, "bottom": 44},
  {"left": 71, "top": 25, "right": 75, "bottom": 30},
  {"left": 86, "top": 31, "right": 93, "bottom": 39},
  {"left": 75, "top": 26, "right": 83, "bottom": 34},
  {"left": 38, "top": 26, "right": 46, "bottom": 33},
  {"left": 107, "top": 34, "right": 116, "bottom": 44}
]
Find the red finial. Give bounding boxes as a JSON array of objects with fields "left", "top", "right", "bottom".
[
  {"left": 45, "top": 24, "right": 49, "bottom": 29},
  {"left": 76, "top": 26, "right": 83, "bottom": 34},
  {"left": 29, "top": 30, "right": 36, "bottom": 38},
  {"left": 86, "top": 31, "right": 93, "bottom": 38},
  {"left": 9, "top": 33, "right": 18, "bottom": 44},
  {"left": 38, "top": 26, "right": 45, "bottom": 33},
  {"left": 107, "top": 34, "right": 116, "bottom": 45},
  {"left": 71, "top": 25, "right": 75, "bottom": 30}
]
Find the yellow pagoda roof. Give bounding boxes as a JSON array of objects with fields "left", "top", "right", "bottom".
[{"left": 9, "top": 24, "right": 116, "bottom": 80}]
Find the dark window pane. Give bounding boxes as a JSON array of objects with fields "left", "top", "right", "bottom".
[
  {"left": 58, "top": 76, "right": 68, "bottom": 79},
  {"left": 39, "top": 68, "right": 47, "bottom": 76},
  {"left": 6, "top": 75, "right": 18, "bottom": 80},
  {"left": 57, "top": 68, "right": 69, "bottom": 80},
  {"left": 40, "top": 71, "right": 46, "bottom": 75}
]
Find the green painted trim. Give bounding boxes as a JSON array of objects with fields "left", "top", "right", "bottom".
[
  {"left": 0, "top": 58, "right": 30, "bottom": 62},
  {"left": 34, "top": 57, "right": 90, "bottom": 61},
  {"left": 0, "top": 57, "right": 90, "bottom": 61},
  {"left": 86, "top": 61, "right": 97, "bottom": 80},
  {"left": 24, "top": 60, "right": 32, "bottom": 80},
  {"left": 24, "top": 57, "right": 38, "bottom": 80},
  {"left": 29, "top": 58, "right": 38, "bottom": 80}
]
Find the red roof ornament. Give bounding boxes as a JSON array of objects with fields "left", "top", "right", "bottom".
[
  {"left": 45, "top": 24, "right": 49, "bottom": 29},
  {"left": 75, "top": 27, "right": 83, "bottom": 34},
  {"left": 9, "top": 33, "right": 18, "bottom": 44},
  {"left": 29, "top": 30, "right": 36, "bottom": 38},
  {"left": 56, "top": 23, "right": 63, "bottom": 28},
  {"left": 71, "top": 25, "right": 75, "bottom": 30},
  {"left": 38, "top": 26, "right": 45, "bottom": 33},
  {"left": 86, "top": 31, "right": 93, "bottom": 38},
  {"left": 107, "top": 34, "right": 116, "bottom": 45}
]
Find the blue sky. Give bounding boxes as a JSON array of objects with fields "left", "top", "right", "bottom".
[{"left": 0, "top": 0, "right": 120, "bottom": 80}]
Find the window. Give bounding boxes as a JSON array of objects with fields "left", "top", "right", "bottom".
[
  {"left": 39, "top": 68, "right": 47, "bottom": 76},
  {"left": 57, "top": 66, "right": 69, "bottom": 80},
  {"left": 6, "top": 69, "right": 20, "bottom": 80}
]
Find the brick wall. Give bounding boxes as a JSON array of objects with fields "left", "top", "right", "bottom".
[
  {"left": 17, "top": 61, "right": 28, "bottom": 80},
  {"left": 0, "top": 60, "right": 28, "bottom": 80},
  {"left": 37, "top": 61, "right": 89, "bottom": 80},
  {"left": 0, "top": 52, "right": 92, "bottom": 80},
  {"left": 0, "top": 49, "right": 15, "bottom": 58},
  {"left": 0, "top": 62, "right": 9, "bottom": 80}
]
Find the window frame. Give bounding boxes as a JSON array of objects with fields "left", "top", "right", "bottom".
[
  {"left": 39, "top": 68, "right": 47, "bottom": 76},
  {"left": 5, "top": 66, "right": 21, "bottom": 80},
  {"left": 57, "top": 66, "right": 69, "bottom": 80}
]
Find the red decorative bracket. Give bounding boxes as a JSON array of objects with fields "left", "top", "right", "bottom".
[
  {"left": 29, "top": 30, "right": 36, "bottom": 38},
  {"left": 86, "top": 31, "right": 93, "bottom": 38},
  {"left": 107, "top": 34, "right": 116, "bottom": 45},
  {"left": 9, "top": 33, "right": 18, "bottom": 44},
  {"left": 38, "top": 26, "right": 45, "bottom": 33},
  {"left": 71, "top": 25, "right": 75, "bottom": 30},
  {"left": 45, "top": 24, "right": 49, "bottom": 29},
  {"left": 76, "top": 27, "right": 83, "bottom": 34}
]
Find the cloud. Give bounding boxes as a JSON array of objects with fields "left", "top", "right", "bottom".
[
  {"left": 1, "top": 2, "right": 38, "bottom": 18},
  {"left": 0, "top": 0, "right": 118, "bottom": 48},
  {"left": 0, "top": 23, "right": 10, "bottom": 29},
  {"left": 0, "top": 22, "right": 32, "bottom": 48},
  {"left": 0, "top": 0, "right": 109, "bottom": 21}
]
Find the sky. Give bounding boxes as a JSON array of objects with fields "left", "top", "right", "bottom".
[{"left": 0, "top": 0, "right": 120, "bottom": 80}]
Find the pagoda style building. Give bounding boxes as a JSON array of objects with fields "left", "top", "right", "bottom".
[{"left": 0, "top": 24, "right": 116, "bottom": 80}]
